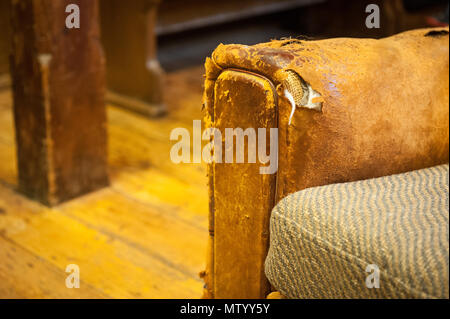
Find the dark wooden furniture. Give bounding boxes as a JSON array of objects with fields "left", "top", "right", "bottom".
[
  {"left": 156, "top": 0, "right": 325, "bottom": 36},
  {"left": 100, "top": 0, "right": 166, "bottom": 116},
  {"left": 0, "top": 0, "right": 11, "bottom": 89},
  {"left": 10, "top": 0, "right": 109, "bottom": 206}
]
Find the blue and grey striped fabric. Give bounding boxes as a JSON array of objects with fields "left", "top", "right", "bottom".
[{"left": 265, "top": 164, "right": 449, "bottom": 298}]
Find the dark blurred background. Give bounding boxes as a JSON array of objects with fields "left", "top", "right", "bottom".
[
  {"left": 156, "top": 0, "right": 449, "bottom": 70},
  {"left": 0, "top": 0, "right": 448, "bottom": 75}
]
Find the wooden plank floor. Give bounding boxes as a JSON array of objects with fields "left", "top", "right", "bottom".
[{"left": 0, "top": 66, "right": 208, "bottom": 298}]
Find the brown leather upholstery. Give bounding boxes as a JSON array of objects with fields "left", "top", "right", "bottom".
[{"left": 203, "top": 28, "right": 449, "bottom": 299}]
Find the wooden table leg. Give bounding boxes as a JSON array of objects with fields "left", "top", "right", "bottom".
[
  {"left": 10, "top": 0, "right": 109, "bottom": 206},
  {"left": 100, "top": 0, "right": 166, "bottom": 117}
]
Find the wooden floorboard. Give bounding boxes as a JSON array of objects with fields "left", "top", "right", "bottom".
[
  {"left": 0, "top": 235, "right": 108, "bottom": 299},
  {"left": 0, "top": 66, "right": 208, "bottom": 299}
]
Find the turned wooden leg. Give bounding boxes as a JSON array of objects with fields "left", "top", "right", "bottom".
[
  {"left": 100, "top": 0, "right": 165, "bottom": 117},
  {"left": 10, "top": 0, "right": 109, "bottom": 206}
]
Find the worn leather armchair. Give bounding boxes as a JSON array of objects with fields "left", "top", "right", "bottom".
[{"left": 202, "top": 27, "right": 449, "bottom": 298}]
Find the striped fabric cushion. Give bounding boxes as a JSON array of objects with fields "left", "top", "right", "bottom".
[{"left": 265, "top": 164, "right": 449, "bottom": 299}]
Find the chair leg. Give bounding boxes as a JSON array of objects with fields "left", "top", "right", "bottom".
[{"left": 266, "top": 291, "right": 284, "bottom": 299}]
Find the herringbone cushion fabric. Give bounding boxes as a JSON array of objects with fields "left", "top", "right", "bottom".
[{"left": 265, "top": 164, "right": 449, "bottom": 299}]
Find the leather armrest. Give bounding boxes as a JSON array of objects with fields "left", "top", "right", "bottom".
[{"left": 206, "top": 27, "right": 449, "bottom": 199}]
